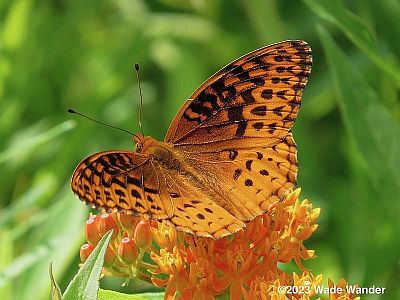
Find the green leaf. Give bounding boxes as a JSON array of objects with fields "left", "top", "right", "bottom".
[
  {"left": 63, "top": 230, "right": 113, "bottom": 300},
  {"left": 98, "top": 289, "right": 165, "bottom": 300},
  {"left": 303, "top": 0, "right": 400, "bottom": 87},
  {"left": 49, "top": 263, "right": 62, "bottom": 300},
  {"left": 318, "top": 25, "right": 400, "bottom": 217}
]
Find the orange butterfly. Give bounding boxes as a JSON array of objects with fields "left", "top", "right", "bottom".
[{"left": 71, "top": 40, "right": 312, "bottom": 239}]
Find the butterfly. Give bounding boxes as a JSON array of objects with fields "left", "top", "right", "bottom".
[{"left": 71, "top": 40, "right": 312, "bottom": 239}]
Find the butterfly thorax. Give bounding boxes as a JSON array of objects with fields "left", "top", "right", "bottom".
[{"left": 134, "top": 133, "right": 184, "bottom": 172}]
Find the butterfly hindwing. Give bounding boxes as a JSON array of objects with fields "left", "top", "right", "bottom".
[
  {"left": 71, "top": 151, "right": 174, "bottom": 219},
  {"left": 184, "top": 131, "right": 298, "bottom": 222},
  {"left": 160, "top": 170, "right": 246, "bottom": 238}
]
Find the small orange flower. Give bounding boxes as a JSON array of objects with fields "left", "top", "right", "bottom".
[
  {"left": 151, "top": 246, "right": 185, "bottom": 275},
  {"left": 215, "top": 244, "right": 261, "bottom": 300},
  {"left": 151, "top": 246, "right": 189, "bottom": 299},
  {"left": 187, "top": 258, "right": 223, "bottom": 300},
  {"left": 151, "top": 221, "right": 178, "bottom": 250},
  {"left": 243, "top": 276, "right": 286, "bottom": 300}
]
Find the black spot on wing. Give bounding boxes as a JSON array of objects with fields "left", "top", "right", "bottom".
[
  {"left": 228, "top": 106, "right": 244, "bottom": 122},
  {"left": 229, "top": 149, "right": 238, "bottom": 160},
  {"left": 197, "top": 213, "right": 205, "bottom": 220},
  {"left": 261, "top": 89, "right": 273, "bottom": 99},
  {"left": 250, "top": 105, "right": 267, "bottom": 116},
  {"left": 245, "top": 160, "right": 253, "bottom": 171},
  {"left": 131, "top": 189, "right": 141, "bottom": 198},
  {"left": 245, "top": 179, "right": 253, "bottom": 186},
  {"left": 234, "top": 169, "right": 242, "bottom": 180},
  {"left": 235, "top": 121, "right": 247, "bottom": 137}
]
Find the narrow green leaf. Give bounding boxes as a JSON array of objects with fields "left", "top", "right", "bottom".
[
  {"left": 318, "top": 25, "right": 400, "bottom": 217},
  {"left": 49, "top": 263, "right": 62, "bottom": 300},
  {"left": 63, "top": 230, "right": 113, "bottom": 300},
  {"left": 98, "top": 289, "right": 165, "bottom": 300},
  {"left": 303, "top": 0, "right": 400, "bottom": 87}
]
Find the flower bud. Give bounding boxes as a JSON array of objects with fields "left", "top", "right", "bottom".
[
  {"left": 98, "top": 213, "right": 120, "bottom": 241},
  {"left": 118, "top": 237, "right": 138, "bottom": 265},
  {"left": 80, "top": 243, "right": 95, "bottom": 263},
  {"left": 85, "top": 215, "right": 101, "bottom": 245},
  {"left": 134, "top": 220, "right": 153, "bottom": 249}
]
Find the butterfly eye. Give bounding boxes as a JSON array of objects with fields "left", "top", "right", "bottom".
[{"left": 135, "top": 143, "right": 143, "bottom": 152}]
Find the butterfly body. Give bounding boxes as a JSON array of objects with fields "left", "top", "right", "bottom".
[
  {"left": 72, "top": 40, "right": 312, "bottom": 239},
  {"left": 134, "top": 134, "right": 185, "bottom": 173}
]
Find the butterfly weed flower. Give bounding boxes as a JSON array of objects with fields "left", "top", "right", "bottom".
[{"left": 79, "top": 190, "right": 359, "bottom": 299}]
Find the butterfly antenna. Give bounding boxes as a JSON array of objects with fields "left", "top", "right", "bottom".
[
  {"left": 134, "top": 63, "right": 145, "bottom": 136},
  {"left": 67, "top": 109, "right": 135, "bottom": 136}
]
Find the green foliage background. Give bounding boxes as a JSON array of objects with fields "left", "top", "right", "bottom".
[{"left": 0, "top": 0, "right": 399, "bottom": 299}]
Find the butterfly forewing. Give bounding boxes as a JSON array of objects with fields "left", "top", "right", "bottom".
[{"left": 165, "top": 40, "right": 311, "bottom": 152}]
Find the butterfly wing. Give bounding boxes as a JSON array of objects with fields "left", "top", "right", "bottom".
[
  {"left": 163, "top": 40, "right": 311, "bottom": 228},
  {"left": 71, "top": 151, "right": 174, "bottom": 219},
  {"left": 165, "top": 40, "right": 311, "bottom": 152}
]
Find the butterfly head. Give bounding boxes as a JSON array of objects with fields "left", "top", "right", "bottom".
[{"left": 133, "top": 133, "right": 156, "bottom": 154}]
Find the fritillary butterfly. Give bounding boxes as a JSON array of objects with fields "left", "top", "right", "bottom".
[{"left": 71, "top": 40, "right": 312, "bottom": 239}]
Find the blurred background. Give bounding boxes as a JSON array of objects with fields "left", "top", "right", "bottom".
[{"left": 0, "top": 0, "right": 399, "bottom": 299}]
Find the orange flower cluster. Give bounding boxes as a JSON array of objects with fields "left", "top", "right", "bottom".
[{"left": 79, "top": 189, "right": 359, "bottom": 300}]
